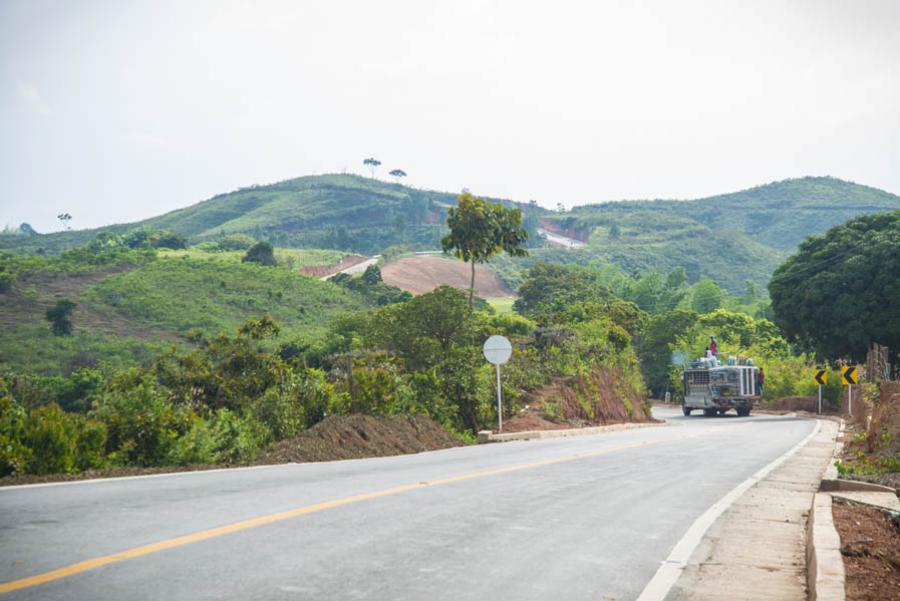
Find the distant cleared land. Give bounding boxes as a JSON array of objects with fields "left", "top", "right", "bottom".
[{"left": 381, "top": 255, "right": 514, "bottom": 297}]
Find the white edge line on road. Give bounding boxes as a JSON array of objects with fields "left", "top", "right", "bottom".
[
  {"left": 635, "top": 418, "right": 823, "bottom": 601},
  {"left": 0, "top": 462, "right": 295, "bottom": 491}
]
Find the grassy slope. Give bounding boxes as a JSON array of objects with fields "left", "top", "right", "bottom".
[
  {"left": 83, "top": 258, "right": 365, "bottom": 342},
  {"left": 0, "top": 250, "right": 366, "bottom": 375}
]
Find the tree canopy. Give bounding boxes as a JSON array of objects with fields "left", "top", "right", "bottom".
[
  {"left": 441, "top": 192, "right": 528, "bottom": 306},
  {"left": 242, "top": 241, "right": 277, "bottom": 266},
  {"left": 769, "top": 210, "right": 900, "bottom": 360}
]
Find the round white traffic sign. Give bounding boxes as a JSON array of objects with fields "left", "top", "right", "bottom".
[{"left": 483, "top": 335, "right": 512, "bottom": 365}]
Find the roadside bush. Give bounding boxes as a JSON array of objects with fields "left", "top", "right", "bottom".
[
  {"left": 168, "top": 409, "right": 268, "bottom": 465},
  {"left": 23, "top": 404, "right": 78, "bottom": 474},
  {"left": 92, "top": 368, "right": 194, "bottom": 467},
  {"left": 297, "top": 367, "right": 343, "bottom": 427},
  {"left": 253, "top": 385, "right": 306, "bottom": 440},
  {"left": 21, "top": 404, "right": 106, "bottom": 474},
  {"left": 0, "top": 383, "right": 31, "bottom": 477}
]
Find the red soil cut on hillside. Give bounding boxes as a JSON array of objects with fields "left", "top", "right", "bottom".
[
  {"left": 539, "top": 218, "right": 590, "bottom": 242},
  {"left": 256, "top": 414, "right": 463, "bottom": 464},
  {"left": 381, "top": 255, "right": 513, "bottom": 297},
  {"left": 299, "top": 255, "right": 368, "bottom": 278},
  {"left": 502, "top": 366, "right": 658, "bottom": 433}
]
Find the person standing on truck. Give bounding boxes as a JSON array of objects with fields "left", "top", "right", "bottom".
[
  {"left": 756, "top": 367, "right": 765, "bottom": 396},
  {"left": 709, "top": 336, "right": 718, "bottom": 356}
]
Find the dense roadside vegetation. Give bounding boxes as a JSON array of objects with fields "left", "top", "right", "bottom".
[{"left": 2, "top": 191, "right": 898, "bottom": 481}]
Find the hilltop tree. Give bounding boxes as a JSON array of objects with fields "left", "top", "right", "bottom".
[
  {"left": 389, "top": 169, "right": 407, "bottom": 182},
  {"left": 46, "top": 299, "right": 76, "bottom": 336},
  {"left": 363, "top": 158, "right": 381, "bottom": 178},
  {"left": 442, "top": 192, "right": 529, "bottom": 307},
  {"left": 769, "top": 210, "right": 900, "bottom": 360},
  {"left": 57, "top": 213, "right": 72, "bottom": 231},
  {"left": 609, "top": 222, "right": 621, "bottom": 240},
  {"left": 241, "top": 241, "right": 277, "bottom": 266}
]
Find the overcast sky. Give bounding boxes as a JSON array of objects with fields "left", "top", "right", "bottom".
[{"left": 1, "top": 0, "right": 898, "bottom": 232}]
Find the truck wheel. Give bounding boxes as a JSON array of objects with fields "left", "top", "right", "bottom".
[
  {"left": 703, "top": 408, "right": 717, "bottom": 417},
  {"left": 736, "top": 407, "right": 750, "bottom": 417},
  {"left": 682, "top": 406, "right": 691, "bottom": 416}
]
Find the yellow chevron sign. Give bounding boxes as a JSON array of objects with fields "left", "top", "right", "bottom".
[
  {"left": 814, "top": 369, "right": 827, "bottom": 386},
  {"left": 841, "top": 366, "right": 858, "bottom": 385}
]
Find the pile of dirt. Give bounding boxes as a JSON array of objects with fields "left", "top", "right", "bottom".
[
  {"left": 256, "top": 414, "right": 463, "bottom": 464},
  {"left": 381, "top": 255, "right": 513, "bottom": 297},
  {"left": 502, "top": 366, "right": 658, "bottom": 433},
  {"left": 833, "top": 500, "right": 900, "bottom": 601},
  {"left": 299, "top": 255, "right": 368, "bottom": 278}
]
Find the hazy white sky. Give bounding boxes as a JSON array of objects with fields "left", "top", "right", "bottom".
[{"left": 1, "top": 0, "right": 898, "bottom": 232}]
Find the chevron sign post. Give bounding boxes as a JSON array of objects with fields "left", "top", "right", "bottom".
[
  {"left": 841, "top": 366, "right": 859, "bottom": 415},
  {"left": 814, "top": 369, "right": 827, "bottom": 414}
]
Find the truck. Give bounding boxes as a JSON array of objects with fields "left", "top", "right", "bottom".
[{"left": 682, "top": 363, "right": 759, "bottom": 417}]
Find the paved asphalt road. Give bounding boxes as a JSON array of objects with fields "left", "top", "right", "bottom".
[{"left": 0, "top": 409, "right": 816, "bottom": 601}]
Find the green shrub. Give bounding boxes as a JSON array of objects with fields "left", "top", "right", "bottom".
[
  {"left": 92, "top": 368, "right": 193, "bottom": 466},
  {"left": 0, "top": 270, "right": 14, "bottom": 293},
  {"left": 253, "top": 385, "right": 306, "bottom": 440},
  {"left": 168, "top": 409, "right": 268, "bottom": 465},
  {"left": 74, "top": 417, "right": 108, "bottom": 470},
  {"left": 46, "top": 299, "right": 77, "bottom": 336},
  {"left": 0, "top": 383, "right": 31, "bottom": 477},
  {"left": 23, "top": 404, "right": 79, "bottom": 474},
  {"left": 242, "top": 241, "right": 277, "bottom": 266}
]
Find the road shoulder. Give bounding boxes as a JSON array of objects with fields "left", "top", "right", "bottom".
[{"left": 665, "top": 419, "right": 838, "bottom": 601}]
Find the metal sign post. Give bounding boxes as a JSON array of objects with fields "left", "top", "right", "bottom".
[
  {"left": 813, "top": 369, "right": 827, "bottom": 414},
  {"left": 841, "top": 366, "right": 858, "bottom": 416},
  {"left": 483, "top": 335, "right": 512, "bottom": 433}
]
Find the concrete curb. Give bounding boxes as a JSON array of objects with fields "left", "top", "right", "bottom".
[
  {"left": 806, "top": 492, "right": 845, "bottom": 601},
  {"left": 807, "top": 417, "right": 846, "bottom": 601},
  {"left": 476, "top": 421, "right": 668, "bottom": 443}
]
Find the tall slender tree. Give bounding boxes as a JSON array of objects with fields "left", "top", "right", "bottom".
[
  {"left": 57, "top": 213, "right": 72, "bottom": 231},
  {"left": 441, "top": 192, "right": 529, "bottom": 307},
  {"left": 363, "top": 157, "right": 381, "bottom": 178}
]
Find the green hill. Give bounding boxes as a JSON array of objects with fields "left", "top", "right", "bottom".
[
  {"left": 2, "top": 175, "right": 898, "bottom": 293},
  {"left": 536, "top": 176, "right": 900, "bottom": 292},
  {"left": 0, "top": 174, "right": 544, "bottom": 256},
  {"left": 0, "top": 249, "right": 366, "bottom": 376}
]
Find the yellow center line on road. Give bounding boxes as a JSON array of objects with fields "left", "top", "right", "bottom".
[{"left": 0, "top": 425, "right": 737, "bottom": 594}]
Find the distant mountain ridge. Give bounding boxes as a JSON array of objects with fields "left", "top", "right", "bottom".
[
  {"left": 553, "top": 176, "right": 900, "bottom": 252},
  {"left": 2, "top": 174, "right": 898, "bottom": 291}
]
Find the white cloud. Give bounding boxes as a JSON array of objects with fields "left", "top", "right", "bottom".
[{"left": 17, "top": 81, "right": 50, "bottom": 115}]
